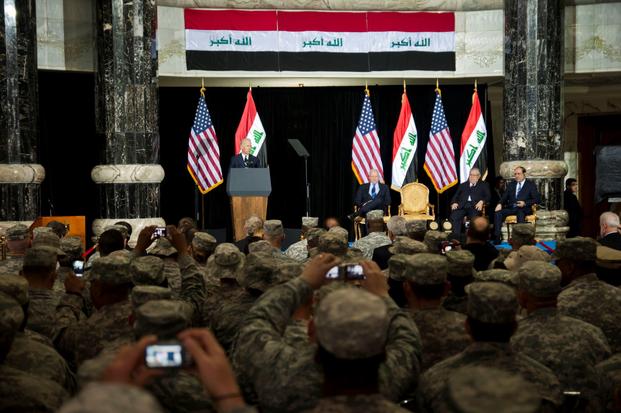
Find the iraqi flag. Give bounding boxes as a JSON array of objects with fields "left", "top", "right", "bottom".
[
  {"left": 235, "top": 88, "right": 268, "bottom": 166},
  {"left": 391, "top": 90, "right": 418, "bottom": 191},
  {"left": 459, "top": 89, "right": 487, "bottom": 183}
]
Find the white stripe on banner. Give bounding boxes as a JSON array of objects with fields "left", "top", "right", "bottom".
[{"left": 186, "top": 29, "right": 455, "bottom": 53}]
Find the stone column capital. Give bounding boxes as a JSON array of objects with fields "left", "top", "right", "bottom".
[
  {"left": 0, "top": 164, "right": 45, "bottom": 184},
  {"left": 91, "top": 164, "right": 165, "bottom": 184},
  {"left": 499, "top": 160, "right": 567, "bottom": 180}
]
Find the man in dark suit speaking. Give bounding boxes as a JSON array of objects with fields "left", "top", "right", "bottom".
[
  {"left": 349, "top": 169, "right": 391, "bottom": 219},
  {"left": 493, "top": 166, "right": 541, "bottom": 243},
  {"left": 230, "top": 138, "right": 262, "bottom": 168},
  {"left": 449, "top": 168, "right": 490, "bottom": 239}
]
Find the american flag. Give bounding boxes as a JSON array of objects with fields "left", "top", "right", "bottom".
[
  {"left": 352, "top": 92, "right": 384, "bottom": 184},
  {"left": 423, "top": 90, "right": 457, "bottom": 193},
  {"left": 187, "top": 95, "right": 223, "bottom": 194}
]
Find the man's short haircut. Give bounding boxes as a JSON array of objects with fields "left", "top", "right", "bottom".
[
  {"left": 114, "top": 221, "right": 133, "bottom": 237},
  {"left": 515, "top": 166, "right": 526, "bottom": 174},
  {"left": 98, "top": 229, "right": 125, "bottom": 256},
  {"left": 467, "top": 317, "right": 516, "bottom": 343},
  {"left": 177, "top": 217, "right": 197, "bottom": 230},
  {"left": 467, "top": 216, "right": 491, "bottom": 243},
  {"left": 386, "top": 216, "right": 407, "bottom": 236},
  {"left": 600, "top": 212, "right": 620, "bottom": 228},
  {"left": 244, "top": 216, "right": 263, "bottom": 236},
  {"left": 469, "top": 167, "right": 481, "bottom": 175},
  {"left": 565, "top": 178, "right": 576, "bottom": 188}
]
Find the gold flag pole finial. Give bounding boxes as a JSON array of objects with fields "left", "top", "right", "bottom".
[
  {"left": 435, "top": 78, "right": 441, "bottom": 96},
  {"left": 365, "top": 80, "right": 369, "bottom": 96},
  {"left": 473, "top": 79, "right": 478, "bottom": 103},
  {"left": 403, "top": 79, "right": 406, "bottom": 92},
  {"left": 200, "top": 78, "right": 206, "bottom": 97}
]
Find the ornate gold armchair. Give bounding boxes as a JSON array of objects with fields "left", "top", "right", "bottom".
[{"left": 397, "top": 183, "right": 435, "bottom": 222}]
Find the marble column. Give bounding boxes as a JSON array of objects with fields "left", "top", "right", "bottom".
[
  {"left": 0, "top": 0, "right": 43, "bottom": 231},
  {"left": 502, "top": 0, "right": 568, "bottom": 240},
  {"left": 92, "top": 0, "right": 164, "bottom": 245}
]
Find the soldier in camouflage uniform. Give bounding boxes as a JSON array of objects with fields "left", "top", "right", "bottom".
[
  {"left": 303, "top": 227, "right": 327, "bottom": 262},
  {"left": 504, "top": 245, "right": 550, "bottom": 271},
  {"left": 190, "top": 231, "right": 217, "bottom": 266},
  {"left": 399, "top": 253, "right": 471, "bottom": 371},
  {"left": 490, "top": 223, "right": 536, "bottom": 269},
  {"left": 596, "top": 353, "right": 621, "bottom": 411},
  {"left": 285, "top": 216, "right": 319, "bottom": 262},
  {"left": 555, "top": 237, "right": 621, "bottom": 353},
  {"left": 418, "top": 282, "right": 562, "bottom": 411},
  {"left": 385, "top": 238, "right": 428, "bottom": 307},
  {"left": 54, "top": 236, "right": 84, "bottom": 294},
  {"left": 263, "top": 219, "right": 285, "bottom": 251},
  {"left": 0, "top": 224, "right": 30, "bottom": 275},
  {"left": 0, "top": 291, "right": 68, "bottom": 412},
  {"left": 234, "top": 254, "right": 422, "bottom": 412},
  {"left": 442, "top": 250, "right": 476, "bottom": 315},
  {"left": 353, "top": 210, "right": 391, "bottom": 259},
  {"left": 511, "top": 261, "right": 610, "bottom": 410},
  {"left": 405, "top": 219, "right": 427, "bottom": 242},
  {"left": 317, "top": 231, "right": 349, "bottom": 258},
  {"left": 474, "top": 268, "right": 518, "bottom": 288},
  {"left": 423, "top": 230, "right": 448, "bottom": 254}
]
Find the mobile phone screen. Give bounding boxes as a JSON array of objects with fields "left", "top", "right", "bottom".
[
  {"left": 325, "top": 265, "right": 340, "bottom": 279},
  {"left": 72, "top": 260, "right": 84, "bottom": 276},
  {"left": 152, "top": 227, "right": 167, "bottom": 239},
  {"left": 145, "top": 344, "right": 183, "bottom": 368},
  {"left": 345, "top": 264, "right": 365, "bottom": 280}
]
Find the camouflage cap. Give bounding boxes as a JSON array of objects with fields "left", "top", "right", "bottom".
[
  {"left": 275, "top": 261, "right": 303, "bottom": 282},
  {"left": 388, "top": 236, "right": 428, "bottom": 255},
  {"left": 191, "top": 232, "right": 217, "bottom": 253},
  {"left": 406, "top": 220, "right": 428, "bottom": 236},
  {"left": 5, "top": 224, "right": 29, "bottom": 241},
  {"left": 130, "top": 256, "right": 166, "bottom": 286},
  {"left": 0, "top": 274, "right": 29, "bottom": 305},
  {"left": 23, "top": 247, "right": 58, "bottom": 270},
  {"left": 148, "top": 238, "right": 177, "bottom": 257},
  {"left": 302, "top": 216, "right": 319, "bottom": 227},
  {"left": 205, "top": 243, "right": 245, "bottom": 280},
  {"left": 511, "top": 223, "right": 536, "bottom": 244},
  {"left": 248, "top": 240, "right": 276, "bottom": 254},
  {"left": 315, "top": 288, "right": 389, "bottom": 359},
  {"left": 597, "top": 245, "right": 621, "bottom": 269},
  {"left": 387, "top": 254, "right": 410, "bottom": 281},
  {"left": 134, "top": 299, "right": 190, "bottom": 338},
  {"left": 58, "top": 382, "right": 164, "bottom": 413},
  {"left": 306, "top": 228, "right": 327, "bottom": 243},
  {"left": 318, "top": 231, "right": 348, "bottom": 256},
  {"left": 446, "top": 250, "right": 476, "bottom": 277},
  {"left": 32, "top": 226, "right": 53, "bottom": 237},
  {"left": 263, "top": 220, "right": 284, "bottom": 237},
  {"left": 504, "top": 245, "right": 550, "bottom": 272},
  {"left": 466, "top": 282, "right": 518, "bottom": 324},
  {"left": 447, "top": 366, "right": 538, "bottom": 413},
  {"left": 313, "top": 281, "right": 354, "bottom": 313},
  {"left": 0, "top": 291, "right": 24, "bottom": 342},
  {"left": 104, "top": 224, "right": 129, "bottom": 240},
  {"left": 131, "top": 285, "right": 173, "bottom": 309},
  {"left": 238, "top": 252, "right": 280, "bottom": 292},
  {"left": 474, "top": 269, "right": 518, "bottom": 287},
  {"left": 328, "top": 226, "right": 349, "bottom": 240},
  {"left": 423, "top": 230, "right": 448, "bottom": 253},
  {"left": 517, "top": 261, "right": 562, "bottom": 298},
  {"left": 403, "top": 253, "right": 448, "bottom": 284},
  {"left": 60, "top": 236, "right": 83, "bottom": 257},
  {"left": 554, "top": 237, "right": 598, "bottom": 262},
  {"left": 366, "top": 210, "right": 384, "bottom": 220},
  {"left": 90, "top": 254, "right": 132, "bottom": 286},
  {"left": 32, "top": 232, "right": 66, "bottom": 256}
]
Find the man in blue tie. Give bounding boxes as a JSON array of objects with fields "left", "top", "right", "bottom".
[
  {"left": 493, "top": 166, "right": 541, "bottom": 243},
  {"left": 349, "top": 169, "right": 391, "bottom": 220}
]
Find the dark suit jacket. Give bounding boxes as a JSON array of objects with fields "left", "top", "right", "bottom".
[
  {"left": 600, "top": 232, "right": 621, "bottom": 251},
  {"left": 499, "top": 179, "right": 541, "bottom": 209},
  {"left": 354, "top": 183, "right": 391, "bottom": 214},
  {"left": 450, "top": 181, "right": 491, "bottom": 208},
  {"left": 230, "top": 153, "right": 261, "bottom": 169}
]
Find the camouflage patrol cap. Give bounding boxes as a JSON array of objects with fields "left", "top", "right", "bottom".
[
  {"left": 318, "top": 231, "right": 348, "bottom": 256},
  {"left": 474, "top": 269, "right": 518, "bottom": 287},
  {"left": 263, "top": 220, "right": 284, "bottom": 237},
  {"left": 406, "top": 220, "right": 428, "bottom": 236},
  {"left": 191, "top": 232, "right": 217, "bottom": 253},
  {"left": 134, "top": 299, "right": 190, "bottom": 338},
  {"left": 302, "top": 217, "right": 319, "bottom": 227},
  {"left": 466, "top": 282, "right": 518, "bottom": 324},
  {"left": 328, "top": 226, "right": 349, "bottom": 240},
  {"left": 448, "top": 366, "right": 538, "bottom": 413},
  {"left": 60, "top": 236, "right": 83, "bottom": 257},
  {"left": 446, "top": 250, "right": 475, "bottom": 277},
  {"left": 0, "top": 274, "right": 29, "bottom": 305},
  {"left": 90, "top": 254, "right": 132, "bottom": 286},
  {"left": 248, "top": 240, "right": 276, "bottom": 254},
  {"left": 423, "top": 230, "right": 448, "bottom": 253},
  {"left": 23, "top": 247, "right": 58, "bottom": 270},
  {"left": 554, "top": 237, "right": 598, "bottom": 262},
  {"left": 387, "top": 254, "right": 410, "bottom": 281},
  {"left": 32, "top": 231, "right": 66, "bottom": 256},
  {"left": 131, "top": 285, "right": 173, "bottom": 309},
  {"left": 104, "top": 224, "right": 129, "bottom": 240},
  {"left": 238, "top": 252, "right": 279, "bottom": 292},
  {"left": 504, "top": 245, "right": 550, "bottom": 271},
  {"left": 388, "top": 236, "right": 428, "bottom": 255},
  {"left": 59, "top": 382, "right": 164, "bottom": 413},
  {"left": 517, "top": 261, "right": 562, "bottom": 298},
  {"left": 32, "top": 226, "right": 53, "bottom": 237},
  {"left": 403, "top": 253, "right": 448, "bottom": 284},
  {"left": 315, "top": 288, "right": 389, "bottom": 359},
  {"left": 313, "top": 281, "right": 353, "bottom": 312},
  {"left": 511, "top": 224, "right": 536, "bottom": 244},
  {"left": 5, "top": 224, "right": 29, "bottom": 241},
  {"left": 130, "top": 256, "right": 166, "bottom": 286},
  {"left": 148, "top": 237, "right": 178, "bottom": 257},
  {"left": 366, "top": 210, "right": 384, "bottom": 220},
  {"left": 0, "top": 292, "right": 24, "bottom": 344},
  {"left": 206, "top": 243, "right": 244, "bottom": 280},
  {"left": 306, "top": 228, "right": 326, "bottom": 243},
  {"left": 275, "top": 261, "right": 303, "bottom": 282}
]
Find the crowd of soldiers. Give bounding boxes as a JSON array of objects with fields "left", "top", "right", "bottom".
[{"left": 0, "top": 210, "right": 621, "bottom": 413}]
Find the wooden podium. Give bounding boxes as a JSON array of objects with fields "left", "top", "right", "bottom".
[
  {"left": 31, "top": 216, "right": 87, "bottom": 248},
  {"left": 227, "top": 168, "right": 272, "bottom": 241}
]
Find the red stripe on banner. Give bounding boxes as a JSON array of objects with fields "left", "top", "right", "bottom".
[
  {"left": 367, "top": 12, "right": 454, "bottom": 32},
  {"left": 427, "top": 145, "right": 449, "bottom": 186},
  {"left": 184, "top": 9, "right": 278, "bottom": 31},
  {"left": 354, "top": 135, "right": 375, "bottom": 177},
  {"left": 189, "top": 139, "right": 218, "bottom": 186},
  {"left": 234, "top": 89, "right": 258, "bottom": 153},
  {"left": 187, "top": 153, "right": 209, "bottom": 191},
  {"left": 360, "top": 134, "right": 382, "bottom": 172},
  {"left": 198, "top": 130, "right": 222, "bottom": 179},
  {"left": 278, "top": 11, "right": 368, "bottom": 32},
  {"left": 392, "top": 93, "right": 412, "bottom": 161}
]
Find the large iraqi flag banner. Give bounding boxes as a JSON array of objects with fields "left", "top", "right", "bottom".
[{"left": 184, "top": 9, "right": 455, "bottom": 72}]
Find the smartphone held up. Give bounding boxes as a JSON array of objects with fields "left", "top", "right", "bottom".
[
  {"left": 144, "top": 341, "right": 193, "bottom": 369},
  {"left": 325, "top": 264, "right": 365, "bottom": 281}
]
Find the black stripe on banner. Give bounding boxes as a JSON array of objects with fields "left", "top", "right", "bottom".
[
  {"left": 279, "top": 52, "right": 369, "bottom": 72},
  {"left": 186, "top": 51, "right": 279, "bottom": 71},
  {"left": 369, "top": 51, "right": 455, "bottom": 71}
]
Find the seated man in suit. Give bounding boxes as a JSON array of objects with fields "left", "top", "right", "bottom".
[
  {"left": 449, "top": 168, "right": 490, "bottom": 239},
  {"left": 599, "top": 212, "right": 621, "bottom": 251},
  {"left": 230, "top": 138, "right": 262, "bottom": 168},
  {"left": 348, "top": 169, "right": 391, "bottom": 219},
  {"left": 493, "top": 166, "right": 541, "bottom": 243}
]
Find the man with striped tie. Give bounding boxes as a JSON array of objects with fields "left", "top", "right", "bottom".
[
  {"left": 349, "top": 169, "right": 391, "bottom": 220},
  {"left": 230, "top": 138, "right": 262, "bottom": 168},
  {"left": 493, "top": 166, "right": 541, "bottom": 243}
]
